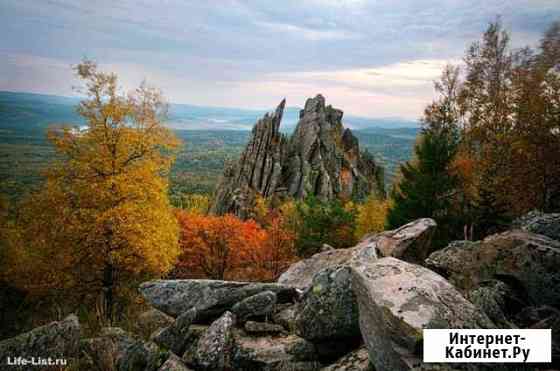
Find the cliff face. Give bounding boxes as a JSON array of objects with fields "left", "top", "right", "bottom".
[{"left": 210, "top": 95, "right": 384, "bottom": 218}]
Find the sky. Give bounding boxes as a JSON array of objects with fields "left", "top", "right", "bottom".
[{"left": 1, "top": 0, "right": 559, "bottom": 120}]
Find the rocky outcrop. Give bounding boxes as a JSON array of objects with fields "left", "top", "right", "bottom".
[
  {"left": 211, "top": 95, "right": 384, "bottom": 218},
  {"left": 351, "top": 257, "right": 494, "bottom": 371},
  {"left": 139, "top": 280, "right": 297, "bottom": 318},
  {"left": 136, "top": 309, "right": 175, "bottom": 339},
  {"left": 513, "top": 210, "right": 560, "bottom": 241},
  {"left": 158, "top": 354, "right": 194, "bottom": 371},
  {"left": 151, "top": 308, "right": 198, "bottom": 355},
  {"left": 0, "top": 314, "right": 80, "bottom": 370},
  {"left": 244, "top": 321, "right": 284, "bottom": 334},
  {"left": 211, "top": 100, "right": 288, "bottom": 219},
  {"left": 426, "top": 230, "right": 560, "bottom": 307}
]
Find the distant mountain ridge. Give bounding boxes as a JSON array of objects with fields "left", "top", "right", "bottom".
[{"left": 0, "top": 90, "right": 419, "bottom": 132}]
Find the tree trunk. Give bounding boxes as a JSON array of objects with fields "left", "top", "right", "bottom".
[{"left": 102, "top": 262, "right": 114, "bottom": 325}]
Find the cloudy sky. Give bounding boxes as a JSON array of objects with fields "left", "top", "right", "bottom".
[{"left": 1, "top": 0, "right": 559, "bottom": 119}]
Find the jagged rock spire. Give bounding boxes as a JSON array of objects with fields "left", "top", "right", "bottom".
[{"left": 210, "top": 95, "right": 384, "bottom": 218}]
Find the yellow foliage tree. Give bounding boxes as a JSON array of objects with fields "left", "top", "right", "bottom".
[
  {"left": 9, "top": 60, "right": 180, "bottom": 323},
  {"left": 180, "top": 193, "right": 210, "bottom": 215},
  {"left": 355, "top": 196, "right": 390, "bottom": 240}
]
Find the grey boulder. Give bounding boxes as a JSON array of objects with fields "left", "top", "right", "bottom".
[
  {"left": 513, "top": 210, "right": 560, "bottom": 241},
  {"left": 0, "top": 314, "right": 80, "bottom": 370},
  {"left": 295, "top": 266, "right": 360, "bottom": 341},
  {"left": 231, "top": 290, "right": 277, "bottom": 321},
  {"left": 139, "top": 279, "right": 297, "bottom": 318},
  {"left": 191, "top": 311, "right": 236, "bottom": 370},
  {"left": 151, "top": 308, "right": 197, "bottom": 355},
  {"left": 352, "top": 257, "right": 494, "bottom": 371}
]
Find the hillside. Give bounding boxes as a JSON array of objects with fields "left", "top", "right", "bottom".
[{"left": 0, "top": 91, "right": 417, "bottom": 201}]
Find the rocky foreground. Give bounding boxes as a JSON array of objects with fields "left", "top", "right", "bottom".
[{"left": 1, "top": 212, "right": 560, "bottom": 370}]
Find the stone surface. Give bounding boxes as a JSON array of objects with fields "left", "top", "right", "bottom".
[
  {"left": 351, "top": 257, "right": 494, "bottom": 371},
  {"left": 0, "top": 314, "right": 80, "bottom": 370},
  {"left": 191, "top": 311, "right": 236, "bottom": 370},
  {"left": 244, "top": 321, "right": 285, "bottom": 334},
  {"left": 295, "top": 266, "right": 360, "bottom": 341},
  {"left": 467, "top": 280, "right": 525, "bottom": 328},
  {"left": 513, "top": 210, "right": 560, "bottom": 241},
  {"left": 118, "top": 338, "right": 167, "bottom": 371},
  {"left": 81, "top": 327, "right": 135, "bottom": 371},
  {"left": 136, "top": 309, "right": 175, "bottom": 339},
  {"left": 210, "top": 99, "right": 288, "bottom": 219},
  {"left": 278, "top": 218, "right": 435, "bottom": 289},
  {"left": 151, "top": 308, "right": 197, "bottom": 355},
  {"left": 210, "top": 95, "right": 384, "bottom": 219},
  {"left": 231, "top": 290, "right": 277, "bottom": 321},
  {"left": 369, "top": 218, "right": 437, "bottom": 264},
  {"left": 426, "top": 230, "right": 560, "bottom": 307},
  {"left": 158, "top": 353, "right": 194, "bottom": 371},
  {"left": 321, "top": 346, "right": 372, "bottom": 371},
  {"left": 139, "top": 279, "right": 297, "bottom": 318},
  {"left": 272, "top": 304, "right": 298, "bottom": 331},
  {"left": 232, "top": 331, "right": 320, "bottom": 371}
]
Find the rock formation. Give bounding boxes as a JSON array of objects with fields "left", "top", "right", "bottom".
[{"left": 210, "top": 95, "right": 385, "bottom": 218}]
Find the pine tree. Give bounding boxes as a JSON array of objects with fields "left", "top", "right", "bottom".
[{"left": 387, "top": 65, "right": 462, "bottom": 245}]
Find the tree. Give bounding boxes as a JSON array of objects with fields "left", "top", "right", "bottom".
[
  {"left": 292, "top": 196, "right": 357, "bottom": 257},
  {"left": 10, "top": 60, "right": 180, "bottom": 324},
  {"left": 387, "top": 65, "right": 462, "bottom": 245},
  {"left": 355, "top": 196, "right": 390, "bottom": 240},
  {"left": 174, "top": 211, "right": 267, "bottom": 280}
]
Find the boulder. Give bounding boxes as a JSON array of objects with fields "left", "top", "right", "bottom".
[
  {"left": 158, "top": 353, "right": 193, "bottom": 371},
  {"left": 231, "top": 291, "right": 277, "bottom": 321},
  {"left": 321, "top": 346, "right": 372, "bottom": 371},
  {"left": 295, "top": 266, "right": 360, "bottom": 341},
  {"left": 513, "top": 210, "right": 560, "bottom": 241},
  {"left": 0, "top": 314, "right": 80, "bottom": 370},
  {"left": 351, "top": 257, "right": 494, "bottom": 371},
  {"left": 139, "top": 279, "right": 297, "bottom": 318},
  {"left": 151, "top": 308, "right": 197, "bottom": 355},
  {"left": 135, "top": 309, "right": 175, "bottom": 339},
  {"left": 191, "top": 311, "right": 235, "bottom": 370},
  {"left": 467, "top": 280, "right": 525, "bottom": 328},
  {"left": 426, "top": 230, "right": 560, "bottom": 307},
  {"left": 81, "top": 327, "right": 136, "bottom": 371},
  {"left": 118, "top": 339, "right": 167, "bottom": 371},
  {"left": 231, "top": 332, "right": 320, "bottom": 371},
  {"left": 369, "top": 218, "right": 437, "bottom": 264},
  {"left": 278, "top": 218, "right": 435, "bottom": 289},
  {"left": 272, "top": 304, "right": 297, "bottom": 331},
  {"left": 278, "top": 248, "right": 358, "bottom": 289},
  {"left": 244, "top": 321, "right": 285, "bottom": 334}
]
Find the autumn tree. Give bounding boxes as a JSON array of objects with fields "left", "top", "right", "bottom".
[
  {"left": 355, "top": 196, "right": 390, "bottom": 239},
  {"left": 174, "top": 211, "right": 267, "bottom": 280},
  {"left": 388, "top": 65, "right": 462, "bottom": 245},
  {"left": 10, "top": 60, "right": 180, "bottom": 323}
]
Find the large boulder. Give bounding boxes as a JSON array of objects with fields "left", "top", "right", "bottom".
[
  {"left": 369, "top": 218, "right": 437, "bottom": 264},
  {"left": 426, "top": 230, "right": 560, "bottom": 307},
  {"left": 278, "top": 218, "right": 435, "bottom": 289},
  {"left": 467, "top": 280, "right": 526, "bottom": 328},
  {"left": 0, "top": 314, "right": 80, "bottom": 370},
  {"left": 231, "top": 331, "right": 320, "bottom": 371},
  {"left": 244, "top": 321, "right": 285, "bottom": 334},
  {"left": 135, "top": 309, "right": 175, "bottom": 339},
  {"left": 295, "top": 266, "right": 360, "bottom": 341},
  {"left": 321, "top": 346, "right": 372, "bottom": 371},
  {"left": 513, "top": 210, "right": 560, "bottom": 241},
  {"left": 139, "top": 279, "right": 297, "bottom": 318},
  {"left": 351, "top": 257, "right": 494, "bottom": 371},
  {"left": 190, "top": 311, "right": 236, "bottom": 370},
  {"left": 158, "top": 353, "right": 193, "bottom": 371},
  {"left": 231, "top": 291, "right": 277, "bottom": 322},
  {"left": 151, "top": 308, "right": 198, "bottom": 355}
]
